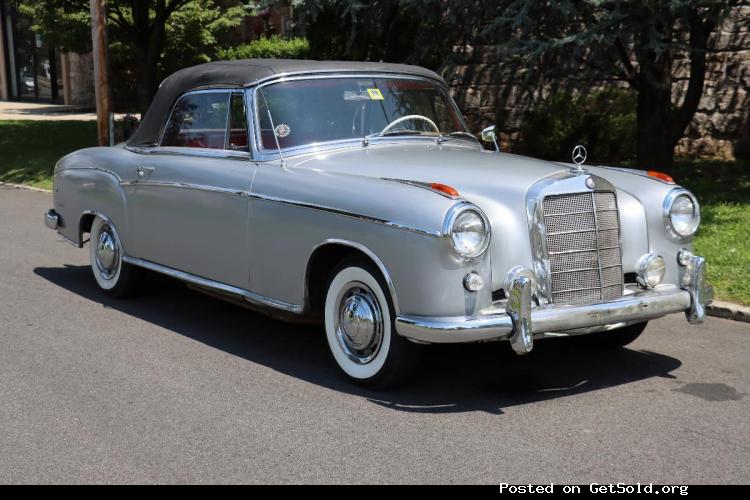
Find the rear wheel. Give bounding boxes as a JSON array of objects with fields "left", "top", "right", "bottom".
[
  {"left": 324, "top": 259, "right": 422, "bottom": 389},
  {"left": 88, "top": 215, "right": 140, "bottom": 297},
  {"left": 583, "top": 321, "right": 648, "bottom": 348}
]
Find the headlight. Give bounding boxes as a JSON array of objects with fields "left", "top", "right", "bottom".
[
  {"left": 663, "top": 188, "right": 700, "bottom": 239},
  {"left": 445, "top": 204, "right": 490, "bottom": 259}
]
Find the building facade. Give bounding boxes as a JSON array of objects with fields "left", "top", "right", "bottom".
[{"left": 1, "top": 1, "right": 68, "bottom": 103}]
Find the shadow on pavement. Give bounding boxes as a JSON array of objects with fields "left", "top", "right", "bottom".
[{"left": 35, "top": 264, "right": 682, "bottom": 415}]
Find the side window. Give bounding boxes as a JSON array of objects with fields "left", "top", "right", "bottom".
[
  {"left": 161, "top": 92, "right": 230, "bottom": 149},
  {"left": 227, "top": 93, "right": 249, "bottom": 151}
]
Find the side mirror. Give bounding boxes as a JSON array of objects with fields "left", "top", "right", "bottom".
[{"left": 480, "top": 125, "right": 500, "bottom": 152}]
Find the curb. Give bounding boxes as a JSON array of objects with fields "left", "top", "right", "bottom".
[
  {"left": 707, "top": 301, "right": 750, "bottom": 323},
  {"left": 0, "top": 181, "right": 52, "bottom": 193}
]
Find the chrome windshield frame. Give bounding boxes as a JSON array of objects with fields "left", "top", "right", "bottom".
[{"left": 246, "top": 73, "right": 475, "bottom": 162}]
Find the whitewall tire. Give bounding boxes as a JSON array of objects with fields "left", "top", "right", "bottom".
[
  {"left": 324, "top": 259, "right": 422, "bottom": 388},
  {"left": 88, "top": 215, "right": 140, "bottom": 297}
]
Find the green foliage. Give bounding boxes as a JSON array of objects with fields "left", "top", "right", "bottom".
[
  {"left": 657, "top": 160, "right": 749, "bottom": 305},
  {"left": 162, "top": 1, "right": 247, "bottom": 71},
  {"left": 694, "top": 203, "right": 750, "bottom": 306},
  {"left": 297, "top": 0, "right": 481, "bottom": 70},
  {"left": 17, "top": 0, "right": 92, "bottom": 54},
  {"left": 0, "top": 120, "right": 97, "bottom": 190},
  {"left": 17, "top": 0, "right": 250, "bottom": 112},
  {"left": 217, "top": 36, "right": 310, "bottom": 60},
  {"left": 519, "top": 89, "right": 636, "bottom": 164}
]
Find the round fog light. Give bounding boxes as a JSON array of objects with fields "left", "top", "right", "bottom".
[
  {"left": 463, "top": 272, "right": 484, "bottom": 292},
  {"left": 637, "top": 253, "right": 666, "bottom": 288}
]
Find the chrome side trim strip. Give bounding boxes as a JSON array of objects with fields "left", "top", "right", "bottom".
[
  {"left": 250, "top": 192, "right": 441, "bottom": 237},
  {"left": 119, "top": 179, "right": 251, "bottom": 197},
  {"left": 382, "top": 178, "right": 462, "bottom": 200},
  {"left": 124, "top": 144, "right": 250, "bottom": 161},
  {"left": 56, "top": 166, "right": 123, "bottom": 182},
  {"left": 122, "top": 256, "right": 303, "bottom": 314},
  {"left": 117, "top": 179, "right": 438, "bottom": 236}
]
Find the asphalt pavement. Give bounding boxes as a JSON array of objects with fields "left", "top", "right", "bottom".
[{"left": 1, "top": 185, "right": 748, "bottom": 484}]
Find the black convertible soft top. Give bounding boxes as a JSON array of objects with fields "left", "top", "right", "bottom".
[{"left": 127, "top": 59, "right": 443, "bottom": 147}]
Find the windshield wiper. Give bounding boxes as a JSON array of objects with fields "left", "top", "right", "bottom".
[
  {"left": 381, "top": 129, "right": 426, "bottom": 137},
  {"left": 438, "top": 131, "right": 479, "bottom": 143}
]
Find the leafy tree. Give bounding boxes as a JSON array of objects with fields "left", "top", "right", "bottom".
[
  {"left": 301, "top": 1, "right": 746, "bottom": 168},
  {"left": 520, "top": 89, "right": 636, "bottom": 163},
  {"left": 297, "top": 0, "right": 482, "bottom": 69},
  {"left": 19, "top": 0, "right": 249, "bottom": 114},
  {"left": 478, "top": 0, "right": 744, "bottom": 168},
  {"left": 217, "top": 35, "right": 310, "bottom": 59}
]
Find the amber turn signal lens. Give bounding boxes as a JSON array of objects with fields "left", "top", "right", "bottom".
[
  {"left": 430, "top": 183, "right": 460, "bottom": 198},
  {"left": 647, "top": 170, "right": 675, "bottom": 184}
]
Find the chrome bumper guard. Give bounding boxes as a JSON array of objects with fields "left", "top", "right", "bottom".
[
  {"left": 44, "top": 209, "right": 60, "bottom": 230},
  {"left": 396, "top": 254, "right": 711, "bottom": 353}
]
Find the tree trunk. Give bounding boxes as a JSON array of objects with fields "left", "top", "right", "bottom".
[
  {"left": 131, "top": 0, "right": 169, "bottom": 117},
  {"left": 135, "top": 50, "right": 157, "bottom": 117},
  {"left": 636, "top": 81, "right": 676, "bottom": 169},
  {"left": 634, "top": 15, "right": 675, "bottom": 169}
]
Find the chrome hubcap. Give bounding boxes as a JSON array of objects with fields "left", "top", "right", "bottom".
[
  {"left": 95, "top": 224, "right": 119, "bottom": 279},
  {"left": 335, "top": 283, "right": 383, "bottom": 364}
]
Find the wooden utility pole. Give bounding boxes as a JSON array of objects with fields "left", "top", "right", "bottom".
[{"left": 90, "top": 0, "right": 112, "bottom": 146}]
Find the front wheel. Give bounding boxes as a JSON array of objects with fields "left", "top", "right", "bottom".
[
  {"left": 89, "top": 215, "right": 140, "bottom": 297},
  {"left": 324, "top": 259, "right": 423, "bottom": 389}
]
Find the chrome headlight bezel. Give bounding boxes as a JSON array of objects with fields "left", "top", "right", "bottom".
[
  {"left": 443, "top": 203, "right": 491, "bottom": 261},
  {"left": 663, "top": 188, "right": 700, "bottom": 241}
]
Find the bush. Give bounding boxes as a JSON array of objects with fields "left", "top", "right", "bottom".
[
  {"left": 519, "top": 88, "right": 636, "bottom": 164},
  {"left": 217, "top": 36, "right": 310, "bottom": 60},
  {"left": 734, "top": 137, "right": 750, "bottom": 162}
]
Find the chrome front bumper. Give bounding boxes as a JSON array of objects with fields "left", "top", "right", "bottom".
[{"left": 396, "top": 254, "right": 711, "bottom": 353}]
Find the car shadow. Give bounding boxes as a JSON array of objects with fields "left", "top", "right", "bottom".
[{"left": 34, "top": 265, "right": 682, "bottom": 415}]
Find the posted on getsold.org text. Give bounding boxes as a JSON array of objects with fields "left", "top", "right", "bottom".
[{"left": 498, "top": 484, "right": 689, "bottom": 496}]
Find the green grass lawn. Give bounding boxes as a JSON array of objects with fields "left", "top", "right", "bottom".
[
  {"left": 0, "top": 120, "right": 97, "bottom": 190},
  {"left": 1, "top": 120, "right": 747, "bottom": 304},
  {"left": 667, "top": 161, "right": 750, "bottom": 306}
]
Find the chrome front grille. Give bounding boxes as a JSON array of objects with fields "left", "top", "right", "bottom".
[{"left": 543, "top": 191, "right": 623, "bottom": 305}]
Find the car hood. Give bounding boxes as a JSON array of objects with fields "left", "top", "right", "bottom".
[
  {"left": 290, "top": 142, "right": 569, "bottom": 203},
  {"left": 288, "top": 142, "right": 655, "bottom": 292}
]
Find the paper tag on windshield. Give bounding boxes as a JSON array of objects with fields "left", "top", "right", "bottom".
[{"left": 367, "top": 88, "right": 384, "bottom": 100}]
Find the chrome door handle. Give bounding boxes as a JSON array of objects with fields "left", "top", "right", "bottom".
[{"left": 136, "top": 166, "right": 155, "bottom": 178}]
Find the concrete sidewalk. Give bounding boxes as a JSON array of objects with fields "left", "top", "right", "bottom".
[
  {"left": 0, "top": 101, "right": 96, "bottom": 121},
  {"left": 0, "top": 101, "right": 138, "bottom": 121}
]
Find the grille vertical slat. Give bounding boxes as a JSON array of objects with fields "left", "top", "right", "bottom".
[{"left": 543, "top": 191, "right": 623, "bottom": 305}]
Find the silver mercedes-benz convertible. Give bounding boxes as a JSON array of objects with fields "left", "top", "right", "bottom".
[{"left": 45, "top": 59, "right": 710, "bottom": 388}]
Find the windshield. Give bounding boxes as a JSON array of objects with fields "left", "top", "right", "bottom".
[{"left": 255, "top": 77, "right": 468, "bottom": 151}]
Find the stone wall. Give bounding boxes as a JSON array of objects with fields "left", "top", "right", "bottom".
[
  {"left": 445, "top": 6, "right": 750, "bottom": 161},
  {"left": 674, "top": 6, "right": 750, "bottom": 160}
]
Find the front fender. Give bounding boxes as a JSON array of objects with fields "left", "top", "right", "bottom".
[{"left": 248, "top": 164, "right": 493, "bottom": 317}]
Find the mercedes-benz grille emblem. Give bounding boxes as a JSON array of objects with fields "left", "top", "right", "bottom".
[{"left": 572, "top": 144, "right": 587, "bottom": 166}]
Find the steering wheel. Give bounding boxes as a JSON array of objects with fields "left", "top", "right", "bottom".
[{"left": 379, "top": 115, "right": 440, "bottom": 136}]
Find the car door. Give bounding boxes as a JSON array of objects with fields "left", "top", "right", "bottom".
[{"left": 125, "top": 89, "right": 256, "bottom": 290}]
